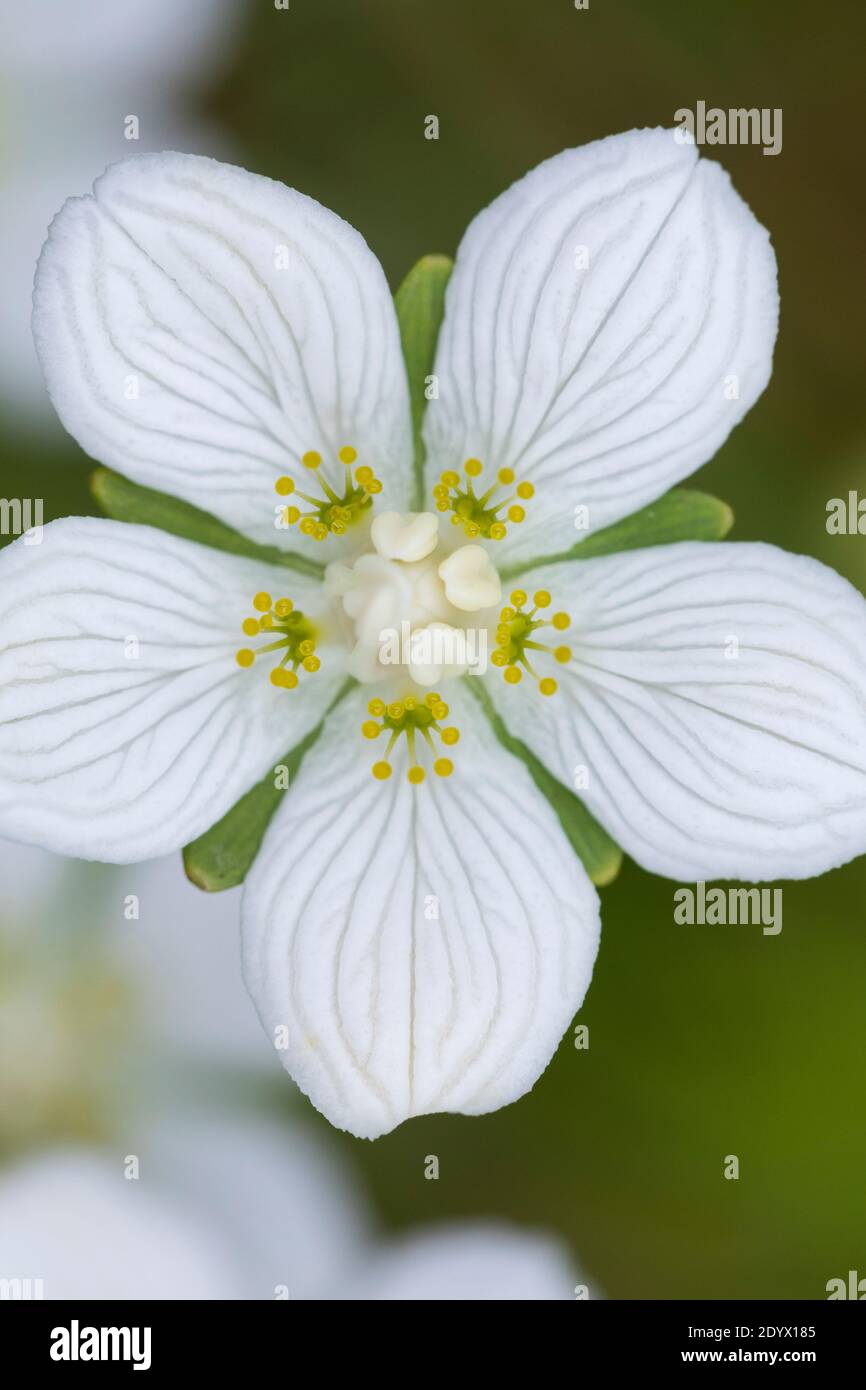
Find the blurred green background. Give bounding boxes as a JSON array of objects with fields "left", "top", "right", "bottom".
[{"left": 2, "top": 0, "right": 865, "bottom": 1299}]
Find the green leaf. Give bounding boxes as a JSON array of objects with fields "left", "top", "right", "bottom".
[
  {"left": 501, "top": 488, "right": 734, "bottom": 581},
  {"left": 183, "top": 681, "right": 354, "bottom": 892},
  {"left": 90, "top": 467, "right": 324, "bottom": 580},
  {"left": 465, "top": 679, "right": 622, "bottom": 887},
  {"left": 394, "top": 254, "right": 453, "bottom": 509}
]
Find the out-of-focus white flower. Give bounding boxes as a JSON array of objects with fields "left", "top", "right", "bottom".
[
  {"left": 0, "top": 0, "right": 244, "bottom": 424},
  {"left": 0, "top": 1114, "right": 588, "bottom": 1300}
]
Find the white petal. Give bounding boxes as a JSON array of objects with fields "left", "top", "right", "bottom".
[
  {"left": 0, "top": 518, "right": 345, "bottom": 861},
  {"left": 424, "top": 128, "right": 778, "bottom": 567},
  {"left": 487, "top": 542, "right": 866, "bottom": 880},
  {"left": 241, "top": 686, "right": 600, "bottom": 1139},
  {"left": 335, "top": 1222, "right": 584, "bottom": 1301},
  {"left": 33, "top": 151, "right": 412, "bottom": 550}
]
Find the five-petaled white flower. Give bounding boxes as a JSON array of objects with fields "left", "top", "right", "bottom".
[{"left": 3, "top": 128, "right": 866, "bottom": 1140}]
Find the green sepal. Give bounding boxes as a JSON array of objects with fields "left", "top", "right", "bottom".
[
  {"left": 465, "top": 680, "right": 622, "bottom": 887},
  {"left": 90, "top": 467, "right": 324, "bottom": 580},
  {"left": 501, "top": 488, "right": 734, "bottom": 581},
  {"left": 183, "top": 681, "right": 355, "bottom": 892},
  {"left": 394, "top": 254, "right": 453, "bottom": 509}
]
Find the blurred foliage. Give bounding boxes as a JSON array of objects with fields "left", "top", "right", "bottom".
[{"left": 2, "top": 0, "right": 865, "bottom": 1298}]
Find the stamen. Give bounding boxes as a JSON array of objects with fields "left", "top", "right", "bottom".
[
  {"left": 433, "top": 458, "right": 534, "bottom": 541},
  {"left": 491, "top": 588, "right": 571, "bottom": 695},
  {"left": 362, "top": 693, "right": 460, "bottom": 785},
  {"left": 274, "top": 445, "right": 383, "bottom": 542},
  {"left": 235, "top": 592, "right": 320, "bottom": 690}
]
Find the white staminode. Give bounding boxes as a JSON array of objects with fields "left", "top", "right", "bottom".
[
  {"left": 371, "top": 510, "right": 439, "bottom": 562},
  {"left": 438, "top": 544, "right": 502, "bottom": 612}
]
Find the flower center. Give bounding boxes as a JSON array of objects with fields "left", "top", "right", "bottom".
[
  {"left": 274, "top": 446, "right": 383, "bottom": 541},
  {"left": 433, "top": 457, "right": 534, "bottom": 541},
  {"left": 491, "top": 589, "right": 572, "bottom": 696},
  {"left": 235, "top": 591, "right": 320, "bottom": 689},
  {"left": 362, "top": 694, "right": 460, "bottom": 784},
  {"left": 325, "top": 512, "right": 501, "bottom": 685}
]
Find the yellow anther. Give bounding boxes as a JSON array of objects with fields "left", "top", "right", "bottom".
[
  {"left": 302, "top": 450, "right": 322, "bottom": 469},
  {"left": 539, "top": 677, "right": 557, "bottom": 696},
  {"left": 366, "top": 479, "right": 383, "bottom": 494},
  {"left": 440, "top": 470, "right": 460, "bottom": 488},
  {"left": 552, "top": 612, "right": 570, "bottom": 630},
  {"left": 554, "top": 646, "right": 571, "bottom": 664},
  {"left": 355, "top": 465, "right": 374, "bottom": 486},
  {"left": 365, "top": 692, "right": 460, "bottom": 785},
  {"left": 510, "top": 590, "right": 527, "bottom": 607},
  {"left": 507, "top": 505, "right": 525, "bottom": 523},
  {"left": 339, "top": 445, "right": 358, "bottom": 464},
  {"left": 284, "top": 506, "right": 301, "bottom": 524},
  {"left": 275, "top": 476, "right": 295, "bottom": 496},
  {"left": 504, "top": 665, "right": 522, "bottom": 684},
  {"left": 489, "top": 522, "right": 507, "bottom": 540},
  {"left": 534, "top": 590, "right": 551, "bottom": 608},
  {"left": 236, "top": 592, "right": 318, "bottom": 692},
  {"left": 464, "top": 457, "right": 483, "bottom": 478},
  {"left": 490, "top": 649, "right": 509, "bottom": 667},
  {"left": 516, "top": 481, "right": 534, "bottom": 499},
  {"left": 498, "top": 467, "right": 515, "bottom": 485}
]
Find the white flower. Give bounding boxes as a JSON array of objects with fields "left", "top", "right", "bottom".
[
  {"left": 2, "top": 128, "right": 865, "bottom": 1140},
  {"left": 0, "top": 1115, "right": 586, "bottom": 1301}
]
